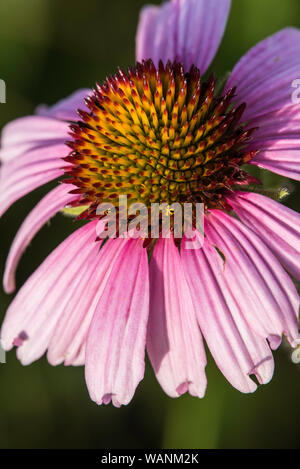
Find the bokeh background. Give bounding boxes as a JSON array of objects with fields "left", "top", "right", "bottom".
[{"left": 0, "top": 0, "right": 300, "bottom": 449}]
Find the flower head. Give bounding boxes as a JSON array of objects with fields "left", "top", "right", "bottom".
[
  {"left": 1, "top": 0, "right": 300, "bottom": 406},
  {"left": 65, "top": 60, "right": 257, "bottom": 218}
]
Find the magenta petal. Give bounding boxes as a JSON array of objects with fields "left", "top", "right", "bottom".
[
  {"left": 205, "top": 210, "right": 300, "bottom": 349},
  {"left": 36, "top": 89, "right": 91, "bottom": 121},
  {"left": 0, "top": 221, "right": 99, "bottom": 365},
  {"left": 226, "top": 28, "right": 300, "bottom": 121},
  {"left": 251, "top": 160, "right": 300, "bottom": 181},
  {"left": 227, "top": 192, "right": 300, "bottom": 281},
  {"left": 136, "top": 0, "right": 231, "bottom": 74},
  {"left": 147, "top": 237, "right": 207, "bottom": 398},
  {"left": 85, "top": 239, "right": 149, "bottom": 407},
  {"left": 136, "top": 5, "right": 170, "bottom": 66},
  {"left": 3, "top": 184, "right": 80, "bottom": 294},
  {"left": 181, "top": 235, "right": 274, "bottom": 393},
  {"left": 246, "top": 107, "right": 300, "bottom": 180},
  {"left": 226, "top": 29, "right": 300, "bottom": 178}
]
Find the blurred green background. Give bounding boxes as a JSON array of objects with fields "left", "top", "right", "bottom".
[{"left": 0, "top": 0, "right": 300, "bottom": 449}]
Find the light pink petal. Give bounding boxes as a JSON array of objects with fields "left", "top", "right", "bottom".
[
  {"left": 0, "top": 117, "right": 72, "bottom": 217},
  {"left": 147, "top": 237, "right": 207, "bottom": 398},
  {"left": 36, "top": 89, "right": 91, "bottom": 121},
  {"left": 136, "top": 0, "right": 231, "bottom": 74},
  {"left": 0, "top": 116, "right": 70, "bottom": 157},
  {"left": 181, "top": 235, "right": 274, "bottom": 393},
  {"left": 68, "top": 345, "right": 86, "bottom": 367},
  {"left": 85, "top": 239, "right": 149, "bottom": 407},
  {"left": 0, "top": 221, "right": 99, "bottom": 365},
  {"left": 205, "top": 210, "right": 300, "bottom": 349},
  {"left": 227, "top": 192, "right": 300, "bottom": 281},
  {"left": 0, "top": 143, "right": 67, "bottom": 217},
  {"left": 201, "top": 220, "right": 281, "bottom": 350},
  {"left": 226, "top": 28, "right": 300, "bottom": 121},
  {"left": 0, "top": 88, "right": 89, "bottom": 216},
  {"left": 3, "top": 183, "right": 79, "bottom": 294},
  {"left": 0, "top": 143, "right": 67, "bottom": 174},
  {"left": 47, "top": 237, "right": 125, "bottom": 366}
]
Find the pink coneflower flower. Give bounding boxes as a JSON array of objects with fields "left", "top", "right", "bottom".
[{"left": 1, "top": 0, "right": 300, "bottom": 407}]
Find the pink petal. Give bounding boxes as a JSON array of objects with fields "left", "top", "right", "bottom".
[
  {"left": 136, "top": 0, "right": 231, "bottom": 74},
  {"left": 226, "top": 28, "right": 300, "bottom": 121},
  {"left": 3, "top": 183, "right": 79, "bottom": 294},
  {"left": 205, "top": 210, "right": 300, "bottom": 349},
  {"left": 36, "top": 89, "right": 90, "bottom": 121},
  {"left": 250, "top": 159, "right": 300, "bottom": 181},
  {"left": 68, "top": 345, "right": 86, "bottom": 367},
  {"left": 0, "top": 144, "right": 66, "bottom": 217},
  {"left": 226, "top": 192, "right": 300, "bottom": 281},
  {"left": 246, "top": 107, "right": 300, "bottom": 180},
  {"left": 0, "top": 116, "right": 70, "bottom": 157},
  {"left": 0, "top": 89, "right": 89, "bottom": 216},
  {"left": 147, "top": 237, "right": 207, "bottom": 398},
  {"left": 181, "top": 235, "right": 275, "bottom": 393},
  {"left": 0, "top": 221, "right": 99, "bottom": 365},
  {"left": 47, "top": 237, "right": 125, "bottom": 366},
  {"left": 85, "top": 239, "right": 149, "bottom": 407},
  {"left": 0, "top": 133, "right": 70, "bottom": 217}
]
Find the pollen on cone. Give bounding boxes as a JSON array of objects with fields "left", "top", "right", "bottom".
[{"left": 64, "top": 59, "right": 259, "bottom": 219}]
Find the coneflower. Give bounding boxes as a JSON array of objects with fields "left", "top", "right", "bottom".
[{"left": 1, "top": 0, "right": 299, "bottom": 406}]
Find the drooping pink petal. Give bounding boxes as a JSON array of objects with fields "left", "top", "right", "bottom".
[
  {"left": 205, "top": 210, "right": 300, "bottom": 349},
  {"left": 181, "top": 235, "right": 275, "bottom": 393},
  {"left": 226, "top": 28, "right": 300, "bottom": 121},
  {"left": 226, "top": 192, "right": 300, "bottom": 282},
  {"left": 0, "top": 117, "right": 70, "bottom": 159},
  {"left": 147, "top": 236, "right": 207, "bottom": 398},
  {"left": 246, "top": 107, "right": 300, "bottom": 180},
  {"left": 3, "top": 183, "right": 80, "bottom": 294},
  {"left": 0, "top": 89, "right": 90, "bottom": 216},
  {"left": 0, "top": 221, "right": 99, "bottom": 365},
  {"left": 47, "top": 237, "right": 125, "bottom": 367},
  {"left": 201, "top": 222, "right": 281, "bottom": 350},
  {"left": 36, "top": 89, "right": 91, "bottom": 121},
  {"left": 136, "top": 0, "right": 231, "bottom": 74},
  {"left": 0, "top": 143, "right": 67, "bottom": 217},
  {"left": 85, "top": 239, "right": 149, "bottom": 407}
]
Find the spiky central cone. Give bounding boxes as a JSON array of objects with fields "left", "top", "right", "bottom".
[{"left": 64, "top": 60, "right": 258, "bottom": 219}]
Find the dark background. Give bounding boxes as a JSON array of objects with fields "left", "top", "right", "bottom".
[{"left": 0, "top": 0, "right": 300, "bottom": 449}]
